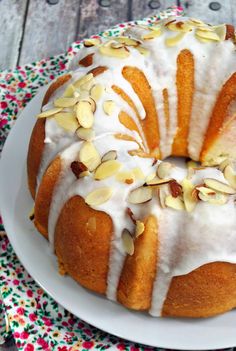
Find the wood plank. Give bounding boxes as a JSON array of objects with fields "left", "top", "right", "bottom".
[
  {"left": 19, "top": 0, "right": 79, "bottom": 66},
  {"left": 180, "top": 0, "right": 236, "bottom": 26},
  {"left": 132, "top": 0, "right": 178, "bottom": 20},
  {"left": 76, "top": 0, "right": 130, "bottom": 40},
  {"left": 0, "top": 0, "right": 27, "bottom": 70}
]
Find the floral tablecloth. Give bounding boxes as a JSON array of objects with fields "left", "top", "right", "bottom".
[{"left": 1, "top": 6, "right": 229, "bottom": 351}]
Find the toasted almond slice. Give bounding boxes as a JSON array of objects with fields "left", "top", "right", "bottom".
[
  {"left": 111, "top": 42, "right": 124, "bottom": 49},
  {"left": 90, "top": 84, "right": 104, "bottom": 102},
  {"left": 158, "top": 185, "right": 169, "bottom": 208},
  {"left": 196, "top": 186, "right": 216, "bottom": 196},
  {"left": 157, "top": 162, "right": 172, "bottom": 179},
  {"left": 116, "top": 170, "right": 135, "bottom": 183},
  {"left": 198, "top": 192, "right": 228, "bottom": 205},
  {"left": 224, "top": 165, "right": 236, "bottom": 189},
  {"left": 136, "top": 46, "right": 150, "bottom": 56},
  {"left": 87, "top": 97, "right": 96, "bottom": 113},
  {"left": 165, "top": 32, "right": 186, "bottom": 47},
  {"left": 85, "top": 187, "right": 113, "bottom": 206},
  {"left": 54, "top": 112, "right": 79, "bottom": 132},
  {"left": 103, "top": 100, "right": 116, "bottom": 116},
  {"left": 135, "top": 220, "right": 145, "bottom": 238},
  {"left": 54, "top": 97, "right": 78, "bottom": 108},
  {"left": 204, "top": 178, "right": 236, "bottom": 194},
  {"left": 145, "top": 178, "right": 172, "bottom": 186},
  {"left": 128, "top": 186, "right": 152, "bottom": 204},
  {"left": 63, "top": 84, "right": 75, "bottom": 97},
  {"left": 142, "top": 27, "right": 162, "bottom": 40},
  {"left": 79, "top": 141, "right": 101, "bottom": 171},
  {"left": 94, "top": 160, "right": 122, "bottom": 180},
  {"left": 132, "top": 167, "right": 145, "bottom": 180},
  {"left": 145, "top": 172, "right": 156, "bottom": 183},
  {"left": 182, "top": 179, "right": 197, "bottom": 212},
  {"left": 70, "top": 161, "right": 88, "bottom": 178},
  {"left": 99, "top": 44, "right": 130, "bottom": 58},
  {"left": 167, "top": 21, "right": 193, "bottom": 33},
  {"left": 213, "top": 24, "right": 227, "bottom": 40},
  {"left": 79, "top": 170, "right": 90, "bottom": 178},
  {"left": 165, "top": 195, "right": 185, "bottom": 211},
  {"left": 84, "top": 38, "right": 101, "bottom": 47},
  {"left": 122, "top": 229, "right": 134, "bottom": 255},
  {"left": 29, "top": 207, "right": 35, "bottom": 221},
  {"left": 187, "top": 160, "right": 198, "bottom": 168},
  {"left": 188, "top": 18, "right": 205, "bottom": 26},
  {"left": 76, "top": 100, "right": 94, "bottom": 128},
  {"left": 115, "top": 36, "right": 140, "bottom": 46},
  {"left": 126, "top": 207, "right": 136, "bottom": 224},
  {"left": 76, "top": 127, "right": 95, "bottom": 141},
  {"left": 219, "top": 159, "right": 231, "bottom": 172},
  {"left": 101, "top": 150, "right": 117, "bottom": 162},
  {"left": 73, "top": 73, "right": 94, "bottom": 89},
  {"left": 37, "top": 107, "right": 63, "bottom": 118},
  {"left": 196, "top": 29, "right": 220, "bottom": 41}
]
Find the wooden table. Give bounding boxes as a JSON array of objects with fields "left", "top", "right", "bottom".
[
  {"left": 1, "top": 0, "right": 236, "bottom": 70},
  {"left": 1, "top": 0, "right": 236, "bottom": 350}
]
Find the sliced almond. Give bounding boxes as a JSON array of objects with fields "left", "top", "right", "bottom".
[
  {"left": 99, "top": 43, "right": 130, "bottom": 58},
  {"left": 165, "top": 32, "right": 186, "bottom": 47},
  {"left": 187, "top": 160, "right": 198, "bottom": 168},
  {"left": 103, "top": 100, "right": 116, "bottom": 116},
  {"left": 182, "top": 178, "right": 197, "bottom": 212},
  {"left": 167, "top": 21, "right": 193, "bottom": 33},
  {"left": 213, "top": 24, "right": 227, "bottom": 41},
  {"left": 196, "top": 186, "right": 216, "bottom": 196},
  {"left": 157, "top": 162, "right": 172, "bottom": 179},
  {"left": 54, "top": 97, "right": 78, "bottom": 108},
  {"left": 76, "top": 100, "right": 94, "bottom": 128},
  {"left": 196, "top": 29, "right": 220, "bottom": 42},
  {"left": 115, "top": 36, "right": 140, "bottom": 46},
  {"left": 76, "top": 127, "right": 95, "bottom": 141},
  {"left": 132, "top": 167, "right": 145, "bottom": 180},
  {"left": 145, "top": 172, "right": 156, "bottom": 183},
  {"left": 73, "top": 73, "right": 94, "bottom": 89},
  {"left": 116, "top": 170, "right": 135, "bottom": 183},
  {"left": 188, "top": 18, "right": 205, "bottom": 26},
  {"left": 198, "top": 192, "right": 228, "bottom": 205},
  {"left": 145, "top": 178, "right": 172, "bottom": 186},
  {"left": 219, "top": 159, "right": 231, "bottom": 172},
  {"left": 70, "top": 161, "right": 88, "bottom": 178},
  {"left": 101, "top": 150, "right": 117, "bottom": 162},
  {"left": 84, "top": 38, "right": 101, "bottom": 47},
  {"left": 165, "top": 195, "right": 185, "bottom": 211},
  {"left": 79, "top": 170, "right": 90, "bottom": 178},
  {"left": 135, "top": 220, "right": 145, "bottom": 238},
  {"left": 136, "top": 46, "right": 150, "bottom": 56},
  {"left": 37, "top": 107, "right": 63, "bottom": 118},
  {"left": 90, "top": 84, "right": 104, "bottom": 102},
  {"left": 224, "top": 165, "right": 236, "bottom": 189},
  {"left": 63, "top": 84, "right": 76, "bottom": 97},
  {"left": 127, "top": 186, "right": 152, "bottom": 204},
  {"left": 122, "top": 229, "right": 134, "bottom": 255},
  {"left": 158, "top": 184, "right": 170, "bottom": 208},
  {"left": 94, "top": 160, "right": 122, "bottom": 180},
  {"left": 142, "top": 27, "right": 162, "bottom": 40},
  {"left": 85, "top": 187, "right": 113, "bottom": 206},
  {"left": 79, "top": 141, "right": 101, "bottom": 171},
  {"left": 29, "top": 207, "right": 35, "bottom": 221},
  {"left": 126, "top": 207, "right": 136, "bottom": 224},
  {"left": 204, "top": 178, "right": 236, "bottom": 194},
  {"left": 54, "top": 112, "right": 79, "bottom": 132}
]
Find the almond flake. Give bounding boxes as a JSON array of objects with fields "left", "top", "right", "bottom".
[
  {"left": 213, "top": 24, "right": 227, "bottom": 41},
  {"left": 76, "top": 100, "right": 94, "bottom": 128},
  {"left": 165, "top": 32, "right": 186, "bottom": 47},
  {"left": 142, "top": 27, "right": 162, "bottom": 40},
  {"left": 103, "top": 100, "right": 116, "bottom": 116},
  {"left": 126, "top": 207, "right": 136, "bottom": 224},
  {"left": 70, "top": 161, "right": 88, "bottom": 178},
  {"left": 73, "top": 73, "right": 94, "bottom": 89},
  {"left": 63, "top": 84, "right": 76, "bottom": 97},
  {"left": 122, "top": 229, "right": 134, "bottom": 255},
  {"left": 99, "top": 43, "right": 130, "bottom": 58},
  {"left": 79, "top": 171, "right": 90, "bottom": 178},
  {"left": 198, "top": 192, "right": 228, "bottom": 205},
  {"left": 167, "top": 21, "right": 193, "bottom": 33},
  {"left": 29, "top": 207, "right": 35, "bottom": 221},
  {"left": 90, "top": 84, "right": 104, "bottom": 102},
  {"left": 37, "top": 107, "right": 63, "bottom": 118},
  {"left": 84, "top": 38, "right": 101, "bottom": 47},
  {"left": 116, "top": 170, "right": 135, "bottom": 183},
  {"left": 101, "top": 150, "right": 117, "bottom": 162},
  {"left": 127, "top": 186, "right": 152, "bottom": 204},
  {"left": 196, "top": 29, "right": 220, "bottom": 42},
  {"left": 79, "top": 141, "right": 101, "bottom": 171},
  {"left": 165, "top": 195, "right": 185, "bottom": 211},
  {"left": 85, "top": 187, "right": 113, "bottom": 206},
  {"left": 115, "top": 36, "right": 140, "bottom": 46},
  {"left": 219, "top": 159, "right": 231, "bottom": 172},
  {"left": 94, "top": 160, "right": 122, "bottom": 180},
  {"left": 182, "top": 178, "right": 197, "bottom": 212},
  {"left": 187, "top": 160, "right": 198, "bottom": 168},
  {"left": 145, "top": 178, "right": 172, "bottom": 186},
  {"left": 224, "top": 165, "right": 236, "bottom": 189},
  {"left": 204, "top": 178, "right": 236, "bottom": 195},
  {"left": 188, "top": 18, "right": 205, "bottom": 26},
  {"left": 145, "top": 173, "right": 156, "bottom": 183},
  {"left": 87, "top": 97, "right": 96, "bottom": 113},
  {"left": 132, "top": 167, "right": 145, "bottom": 180},
  {"left": 54, "top": 97, "right": 78, "bottom": 108},
  {"left": 196, "top": 186, "right": 216, "bottom": 196},
  {"left": 158, "top": 184, "right": 170, "bottom": 208},
  {"left": 136, "top": 46, "right": 150, "bottom": 56},
  {"left": 157, "top": 162, "right": 172, "bottom": 179},
  {"left": 54, "top": 112, "right": 79, "bottom": 132},
  {"left": 76, "top": 127, "right": 95, "bottom": 141},
  {"left": 135, "top": 220, "right": 145, "bottom": 238}
]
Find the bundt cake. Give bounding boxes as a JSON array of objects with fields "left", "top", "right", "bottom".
[{"left": 27, "top": 17, "right": 236, "bottom": 318}]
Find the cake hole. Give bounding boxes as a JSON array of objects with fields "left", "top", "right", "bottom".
[
  {"left": 148, "top": 0, "right": 161, "bottom": 9},
  {"left": 209, "top": 1, "right": 221, "bottom": 11},
  {"left": 98, "top": 0, "right": 111, "bottom": 7}
]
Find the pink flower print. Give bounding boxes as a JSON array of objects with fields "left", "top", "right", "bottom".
[
  {"left": 26, "top": 289, "right": 33, "bottom": 297},
  {"left": 29, "top": 313, "right": 37, "bottom": 322},
  {"left": 82, "top": 341, "right": 94, "bottom": 349},
  {"left": 24, "top": 344, "right": 34, "bottom": 351},
  {"left": 131, "top": 346, "right": 140, "bottom": 351},
  {"left": 16, "top": 307, "right": 25, "bottom": 315},
  {"left": 20, "top": 331, "right": 29, "bottom": 339},
  {"left": 37, "top": 338, "right": 49, "bottom": 349},
  {"left": 13, "top": 279, "right": 20, "bottom": 285},
  {"left": 58, "top": 347, "right": 68, "bottom": 351},
  {"left": 13, "top": 332, "right": 20, "bottom": 338},
  {"left": 18, "top": 81, "right": 26, "bottom": 88},
  {"left": 42, "top": 317, "right": 52, "bottom": 326},
  {"left": 0, "top": 101, "right": 7, "bottom": 109}
]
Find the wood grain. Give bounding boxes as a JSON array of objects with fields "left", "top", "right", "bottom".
[
  {"left": 0, "top": 0, "right": 28, "bottom": 70},
  {"left": 76, "top": 0, "right": 130, "bottom": 40},
  {"left": 19, "top": 0, "right": 79, "bottom": 65},
  {"left": 132, "top": 0, "right": 177, "bottom": 19},
  {"left": 181, "top": 0, "right": 236, "bottom": 25}
]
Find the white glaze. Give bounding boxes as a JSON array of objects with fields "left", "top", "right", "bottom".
[{"left": 35, "top": 17, "right": 236, "bottom": 317}]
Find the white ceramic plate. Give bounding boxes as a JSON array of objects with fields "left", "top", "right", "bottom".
[{"left": 1, "top": 87, "right": 236, "bottom": 350}]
